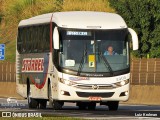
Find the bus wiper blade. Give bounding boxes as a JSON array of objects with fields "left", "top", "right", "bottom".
[
  {"left": 99, "top": 52, "right": 114, "bottom": 76},
  {"left": 77, "top": 47, "right": 87, "bottom": 76}
]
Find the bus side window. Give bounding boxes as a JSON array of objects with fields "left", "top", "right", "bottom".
[
  {"left": 27, "top": 27, "right": 32, "bottom": 53},
  {"left": 30, "top": 26, "right": 34, "bottom": 53},
  {"left": 42, "top": 25, "right": 45, "bottom": 52},
  {"left": 18, "top": 24, "right": 51, "bottom": 54},
  {"left": 43, "top": 24, "right": 50, "bottom": 52},
  {"left": 22, "top": 28, "right": 27, "bottom": 53},
  {"left": 38, "top": 25, "right": 43, "bottom": 52},
  {"left": 17, "top": 28, "right": 23, "bottom": 53},
  {"left": 33, "top": 26, "right": 38, "bottom": 53},
  {"left": 25, "top": 27, "right": 31, "bottom": 53}
]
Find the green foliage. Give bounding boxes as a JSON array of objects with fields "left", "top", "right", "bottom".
[
  {"left": 0, "top": 0, "right": 58, "bottom": 62},
  {"left": 109, "top": 0, "right": 160, "bottom": 58},
  {"left": 0, "top": 15, "right": 2, "bottom": 23},
  {"left": 0, "top": 0, "right": 113, "bottom": 62},
  {"left": 54, "top": 0, "right": 64, "bottom": 11}
]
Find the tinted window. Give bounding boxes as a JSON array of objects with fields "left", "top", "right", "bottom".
[{"left": 17, "top": 24, "right": 50, "bottom": 54}]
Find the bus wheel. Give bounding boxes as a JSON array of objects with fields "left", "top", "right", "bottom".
[
  {"left": 27, "top": 87, "right": 38, "bottom": 109},
  {"left": 52, "top": 101, "right": 63, "bottom": 110},
  {"left": 88, "top": 102, "right": 96, "bottom": 110},
  {"left": 77, "top": 102, "right": 87, "bottom": 110},
  {"left": 107, "top": 101, "right": 119, "bottom": 111},
  {"left": 39, "top": 100, "right": 47, "bottom": 109}
]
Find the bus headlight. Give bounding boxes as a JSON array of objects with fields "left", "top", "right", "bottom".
[
  {"left": 114, "top": 79, "right": 129, "bottom": 87},
  {"left": 59, "top": 78, "right": 76, "bottom": 86},
  {"left": 120, "top": 81, "right": 126, "bottom": 86}
]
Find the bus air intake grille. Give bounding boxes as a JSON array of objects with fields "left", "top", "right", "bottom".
[
  {"left": 76, "top": 92, "right": 114, "bottom": 98},
  {"left": 75, "top": 84, "right": 115, "bottom": 90}
]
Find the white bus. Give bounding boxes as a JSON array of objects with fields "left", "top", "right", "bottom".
[{"left": 16, "top": 11, "right": 138, "bottom": 110}]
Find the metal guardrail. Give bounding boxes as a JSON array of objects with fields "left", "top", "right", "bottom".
[
  {"left": 130, "top": 58, "right": 160, "bottom": 85},
  {"left": 0, "top": 62, "right": 16, "bottom": 82}
]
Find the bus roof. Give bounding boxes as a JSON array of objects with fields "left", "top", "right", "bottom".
[{"left": 18, "top": 11, "right": 127, "bottom": 29}]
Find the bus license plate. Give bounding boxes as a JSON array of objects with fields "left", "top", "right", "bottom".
[{"left": 89, "top": 97, "right": 101, "bottom": 101}]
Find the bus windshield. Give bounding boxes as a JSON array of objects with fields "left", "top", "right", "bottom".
[{"left": 59, "top": 28, "right": 129, "bottom": 74}]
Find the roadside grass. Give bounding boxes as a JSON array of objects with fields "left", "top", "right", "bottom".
[
  {"left": 4, "top": 39, "right": 16, "bottom": 62},
  {"left": 0, "top": 117, "right": 83, "bottom": 120},
  {"left": 0, "top": 39, "right": 16, "bottom": 63},
  {"left": 0, "top": 0, "right": 114, "bottom": 62},
  {"left": 0, "top": 111, "right": 84, "bottom": 120},
  {"left": 63, "top": 0, "right": 114, "bottom": 12}
]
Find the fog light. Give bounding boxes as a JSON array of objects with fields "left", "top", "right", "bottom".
[
  {"left": 60, "top": 90, "right": 70, "bottom": 96},
  {"left": 61, "top": 90, "right": 65, "bottom": 95},
  {"left": 120, "top": 91, "right": 129, "bottom": 97},
  {"left": 125, "top": 91, "right": 128, "bottom": 96}
]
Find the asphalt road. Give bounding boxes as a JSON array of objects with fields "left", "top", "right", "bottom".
[{"left": 0, "top": 98, "right": 160, "bottom": 119}]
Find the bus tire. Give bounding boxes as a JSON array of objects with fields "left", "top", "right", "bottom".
[
  {"left": 27, "top": 85, "right": 38, "bottom": 109},
  {"left": 88, "top": 102, "right": 96, "bottom": 110},
  {"left": 39, "top": 100, "right": 47, "bottom": 109},
  {"left": 107, "top": 101, "right": 119, "bottom": 111},
  {"left": 52, "top": 101, "right": 63, "bottom": 110},
  {"left": 28, "top": 98, "right": 38, "bottom": 109}
]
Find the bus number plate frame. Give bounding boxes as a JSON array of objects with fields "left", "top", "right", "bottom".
[{"left": 89, "top": 96, "right": 101, "bottom": 101}]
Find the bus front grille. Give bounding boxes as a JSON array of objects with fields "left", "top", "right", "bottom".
[{"left": 74, "top": 84, "right": 115, "bottom": 90}]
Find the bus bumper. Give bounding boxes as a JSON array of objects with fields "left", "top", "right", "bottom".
[{"left": 53, "top": 82, "right": 129, "bottom": 102}]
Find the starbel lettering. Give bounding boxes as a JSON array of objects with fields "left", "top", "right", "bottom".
[{"left": 22, "top": 58, "right": 44, "bottom": 72}]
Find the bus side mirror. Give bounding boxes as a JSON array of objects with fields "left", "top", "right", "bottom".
[
  {"left": 128, "top": 28, "right": 139, "bottom": 50},
  {"left": 53, "top": 27, "right": 59, "bottom": 50}
]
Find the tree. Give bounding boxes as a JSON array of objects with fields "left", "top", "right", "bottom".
[
  {"left": 109, "top": 0, "right": 160, "bottom": 58},
  {"left": 0, "top": 0, "right": 4, "bottom": 24},
  {"left": 54, "top": 0, "right": 63, "bottom": 11}
]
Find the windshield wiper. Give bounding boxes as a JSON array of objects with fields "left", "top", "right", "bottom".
[
  {"left": 99, "top": 52, "right": 114, "bottom": 76},
  {"left": 77, "top": 43, "right": 113, "bottom": 76},
  {"left": 77, "top": 45, "right": 87, "bottom": 76}
]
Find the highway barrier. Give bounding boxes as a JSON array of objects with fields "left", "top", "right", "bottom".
[
  {"left": 131, "top": 58, "right": 160, "bottom": 85},
  {"left": 126, "top": 85, "right": 160, "bottom": 105},
  {"left": 0, "top": 82, "right": 22, "bottom": 98},
  {"left": 0, "top": 62, "right": 15, "bottom": 82}
]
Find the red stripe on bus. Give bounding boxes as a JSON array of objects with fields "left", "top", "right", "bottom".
[{"left": 30, "top": 74, "right": 46, "bottom": 89}]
